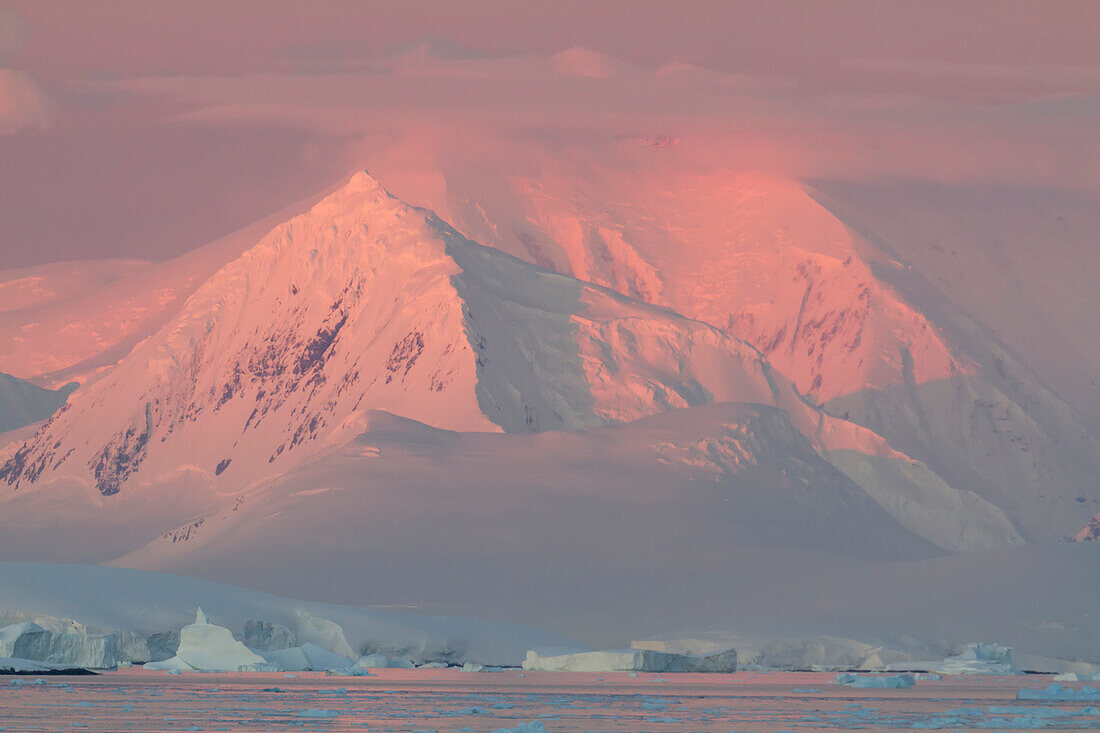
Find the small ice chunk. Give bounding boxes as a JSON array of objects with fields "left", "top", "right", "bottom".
[
  {"left": 296, "top": 708, "right": 338, "bottom": 718},
  {"left": 491, "top": 723, "right": 547, "bottom": 733}
]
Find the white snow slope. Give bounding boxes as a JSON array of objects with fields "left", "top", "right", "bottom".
[
  {"left": 97, "top": 408, "right": 1098, "bottom": 661},
  {"left": 369, "top": 156, "right": 1100, "bottom": 541}
]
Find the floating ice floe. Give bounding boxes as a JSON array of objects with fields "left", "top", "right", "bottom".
[
  {"left": 8, "top": 673, "right": 47, "bottom": 686},
  {"left": 296, "top": 708, "right": 338, "bottom": 718},
  {"left": 1016, "top": 684, "right": 1100, "bottom": 701},
  {"left": 491, "top": 723, "right": 547, "bottom": 733},
  {"left": 837, "top": 673, "right": 916, "bottom": 688},
  {"left": 522, "top": 647, "right": 737, "bottom": 672},
  {"left": 144, "top": 608, "right": 265, "bottom": 672}
]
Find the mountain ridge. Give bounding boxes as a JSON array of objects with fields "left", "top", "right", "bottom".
[{"left": 0, "top": 170, "right": 1020, "bottom": 556}]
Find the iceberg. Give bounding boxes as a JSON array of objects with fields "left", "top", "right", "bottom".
[
  {"left": 937, "top": 643, "right": 1019, "bottom": 675},
  {"left": 356, "top": 653, "right": 413, "bottom": 669},
  {"left": 522, "top": 647, "right": 736, "bottom": 673},
  {"left": 634, "top": 633, "right": 937, "bottom": 672},
  {"left": 144, "top": 608, "right": 265, "bottom": 672},
  {"left": 261, "top": 643, "right": 354, "bottom": 672},
  {"left": 883, "top": 642, "right": 1022, "bottom": 675},
  {"left": 837, "top": 673, "right": 916, "bottom": 688},
  {"left": 244, "top": 620, "right": 296, "bottom": 651},
  {"left": 145, "top": 630, "right": 179, "bottom": 662},
  {"left": 0, "top": 656, "right": 94, "bottom": 674},
  {"left": 0, "top": 622, "right": 119, "bottom": 668},
  {"left": 0, "top": 622, "right": 42, "bottom": 657},
  {"left": 293, "top": 610, "right": 355, "bottom": 659}
]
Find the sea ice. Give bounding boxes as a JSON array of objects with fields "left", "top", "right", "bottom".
[
  {"left": 296, "top": 708, "right": 338, "bottom": 718},
  {"left": 1016, "top": 684, "right": 1100, "bottom": 701},
  {"left": 491, "top": 724, "right": 546, "bottom": 733}
]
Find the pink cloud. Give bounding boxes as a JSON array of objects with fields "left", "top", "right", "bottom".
[
  {"left": 74, "top": 43, "right": 1100, "bottom": 190},
  {"left": 0, "top": 8, "right": 49, "bottom": 134},
  {"left": 0, "top": 68, "right": 48, "bottom": 133}
]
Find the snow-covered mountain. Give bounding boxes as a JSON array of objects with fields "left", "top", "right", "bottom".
[
  {"left": 0, "top": 181, "right": 341, "bottom": 390},
  {"left": 0, "top": 171, "right": 1019, "bottom": 557},
  {"left": 0, "top": 164, "right": 1095, "bottom": 660},
  {"left": 366, "top": 158, "right": 1100, "bottom": 541},
  {"left": 3, "top": 171, "right": 795, "bottom": 497}
]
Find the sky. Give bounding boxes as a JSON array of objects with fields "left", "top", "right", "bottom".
[{"left": 1, "top": 0, "right": 1098, "bottom": 268}]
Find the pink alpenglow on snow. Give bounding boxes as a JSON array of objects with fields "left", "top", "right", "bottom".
[{"left": 0, "top": 1, "right": 1098, "bottom": 711}]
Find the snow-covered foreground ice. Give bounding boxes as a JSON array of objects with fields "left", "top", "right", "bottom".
[{"left": 3, "top": 669, "right": 1100, "bottom": 731}]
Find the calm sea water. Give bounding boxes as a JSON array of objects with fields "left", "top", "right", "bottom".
[{"left": 1, "top": 668, "right": 1095, "bottom": 731}]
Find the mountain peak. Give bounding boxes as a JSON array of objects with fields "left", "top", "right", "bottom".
[
  {"left": 343, "top": 168, "right": 387, "bottom": 195},
  {"left": 0, "top": 172, "right": 811, "bottom": 499},
  {"left": 306, "top": 168, "right": 406, "bottom": 221}
]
